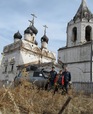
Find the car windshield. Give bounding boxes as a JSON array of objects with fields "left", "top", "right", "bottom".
[
  {"left": 43, "top": 72, "right": 49, "bottom": 78},
  {"left": 33, "top": 72, "right": 42, "bottom": 77}
]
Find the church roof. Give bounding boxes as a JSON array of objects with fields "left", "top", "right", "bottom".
[
  {"left": 73, "top": 0, "right": 93, "bottom": 21},
  {"left": 41, "top": 25, "right": 49, "bottom": 44},
  {"left": 24, "top": 27, "right": 33, "bottom": 35},
  {"left": 14, "top": 31, "right": 22, "bottom": 39},
  {"left": 41, "top": 34, "right": 49, "bottom": 44},
  {"left": 29, "top": 25, "right": 38, "bottom": 35}
]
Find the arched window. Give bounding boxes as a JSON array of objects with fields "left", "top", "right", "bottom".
[
  {"left": 72, "top": 27, "right": 77, "bottom": 42},
  {"left": 11, "top": 64, "right": 14, "bottom": 72},
  {"left": 10, "top": 58, "right": 15, "bottom": 72},
  {"left": 85, "top": 26, "right": 91, "bottom": 41},
  {"left": 5, "top": 65, "right": 7, "bottom": 73}
]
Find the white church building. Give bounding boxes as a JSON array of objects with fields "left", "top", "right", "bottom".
[
  {"left": 58, "top": 0, "right": 93, "bottom": 82},
  {"left": 1, "top": 0, "right": 93, "bottom": 83},
  {"left": 0, "top": 16, "right": 56, "bottom": 81}
]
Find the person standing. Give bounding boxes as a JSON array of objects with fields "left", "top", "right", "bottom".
[
  {"left": 54, "top": 70, "right": 62, "bottom": 94},
  {"left": 62, "top": 66, "right": 71, "bottom": 94},
  {"left": 49, "top": 66, "right": 57, "bottom": 87}
]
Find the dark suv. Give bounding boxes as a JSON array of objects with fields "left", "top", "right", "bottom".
[
  {"left": 14, "top": 68, "right": 49, "bottom": 88},
  {"left": 30, "top": 69, "right": 49, "bottom": 88}
]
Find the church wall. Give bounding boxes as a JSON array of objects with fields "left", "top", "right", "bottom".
[
  {"left": 59, "top": 0, "right": 93, "bottom": 82},
  {"left": 68, "top": 62, "right": 90, "bottom": 82},
  {"left": 41, "top": 56, "right": 54, "bottom": 63},
  {"left": 67, "top": 22, "right": 81, "bottom": 47},
  {"left": 92, "top": 41, "right": 93, "bottom": 81},
  {"left": 58, "top": 43, "right": 91, "bottom": 82},
  {"left": 67, "top": 22, "right": 93, "bottom": 47},
  {"left": 81, "top": 22, "right": 93, "bottom": 41},
  {"left": 58, "top": 43, "right": 91, "bottom": 64},
  {"left": 41, "top": 42, "right": 48, "bottom": 49},
  {"left": 24, "top": 34, "right": 35, "bottom": 43},
  {"left": 20, "top": 50, "right": 40, "bottom": 64},
  {"left": 0, "top": 50, "right": 21, "bottom": 81}
]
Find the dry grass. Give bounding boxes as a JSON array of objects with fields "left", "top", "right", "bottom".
[{"left": 0, "top": 81, "right": 93, "bottom": 114}]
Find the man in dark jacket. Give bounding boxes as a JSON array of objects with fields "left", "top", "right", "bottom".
[
  {"left": 62, "top": 66, "right": 71, "bottom": 94},
  {"left": 49, "top": 66, "right": 57, "bottom": 87}
]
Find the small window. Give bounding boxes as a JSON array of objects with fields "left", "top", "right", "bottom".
[
  {"left": 5, "top": 66, "right": 7, "bottom": 73},
  {"left": 72, "top": 27, "right": 77, "bottom": 42},
  {"left": 11, "top": 64, "right": 14, "bottom": 72},
  {"left": 3, "top": 60, "right": 8, "bottom": 73},
  {"left": 85, "top": 26, "right": 91, "bottom": 41}
]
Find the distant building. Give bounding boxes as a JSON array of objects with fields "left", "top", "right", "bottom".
[
  {"left": 58, "top": 0, "right": 93, "bottom": 82},
  {"left": 0, "top": 16, "right": 56, "bottom": 81}
]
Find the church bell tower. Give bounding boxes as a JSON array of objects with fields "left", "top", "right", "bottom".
[{"left": 67, "top": 0, "right": 93, "bottom": 47}]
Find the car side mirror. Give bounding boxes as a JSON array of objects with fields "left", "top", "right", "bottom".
[{"left": 39, "top": 73, "right": 43, "bottom": 77}]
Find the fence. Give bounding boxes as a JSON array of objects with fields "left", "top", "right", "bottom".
[{"left": 72, "top": 82, "right": 93, "bottom": 94}]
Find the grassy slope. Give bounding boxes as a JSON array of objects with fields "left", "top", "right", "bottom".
[{"left": 0, "top": 81, "right": 93, "bottom": 114}]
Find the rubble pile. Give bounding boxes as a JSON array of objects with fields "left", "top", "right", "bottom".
[{"left": 0, "top": 81, "right": 93, "bottom": 114}]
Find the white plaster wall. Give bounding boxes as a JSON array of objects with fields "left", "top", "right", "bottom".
[
  {"left": 0, "top": 50, "right": 21, "bottom": 81},
  {"left": 58, "top": 43, "right": 91, "bottom": 64},
  {"left": 67, "top": 22, "right": 81, "bottom": 47},
  {"left": 67, "top": 22, "right": 93, "bottom": 47},
  {"left": 41, "top": 42, "right": 47, "bottom": 49},
  {"left": 67, "top": 62, "right": 90, "bottom": 82},
  {"left": 14, "top": 39, "right": 21, "bottom": 43},
  {"left": 91, "top": 61, "right": 93, "bottom": 81},
  {"left": 81, "top": 22, "right": 93, "bottom": 41},
  {"left": 41, "top": 56, "right": 53, "bottom": 63},
  {"left": 0, "top": 39, "right": 56, "bottom": 81},
  {"left": 58, "top": 43, "right": 91, "bottom": 82},
  {"left": 24, "top": 34, "right": 35, "bottom": 43},
  {"left": 20, "top": 50, "right": 40, "bottom": 65}
]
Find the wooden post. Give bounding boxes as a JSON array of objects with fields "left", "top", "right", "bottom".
[{"left": 58, "top": 96, "right": 72, "bottom": 114}]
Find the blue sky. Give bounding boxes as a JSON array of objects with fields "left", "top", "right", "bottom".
[{"left": 0, "top": 0, "right": 93, "bottom": 59}]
